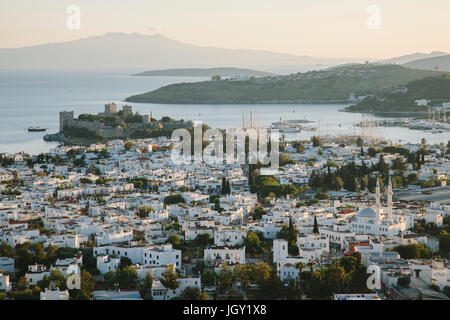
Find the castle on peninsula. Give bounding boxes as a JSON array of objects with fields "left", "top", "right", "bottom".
[{"left": 59, "top": 103, "right": 192, "bottom": 139}]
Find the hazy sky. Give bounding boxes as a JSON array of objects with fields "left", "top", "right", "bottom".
[{"left": 1, "top": 0, "right": 449, "bottom": 59}]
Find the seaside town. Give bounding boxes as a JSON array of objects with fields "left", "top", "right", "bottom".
[{"left": 0, "top": 104, "right": 449, "bottom": 301}]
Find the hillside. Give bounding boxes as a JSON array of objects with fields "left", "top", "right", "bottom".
[
  {"left": 345, "top": 75, "right": 450, "bottom": 113},
  {"left": 404, "top": 54, "right": 450, "bottom": 72},
  {"left": 133, "top": 67, "right": 276, "bottom": 77},
  {"left": 125, "top": 64, "right": 444, "bottom": 104}
]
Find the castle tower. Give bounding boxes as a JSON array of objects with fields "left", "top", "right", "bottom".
[
  {"left": 387, "top": 177, "right": 393, "bottom": 222},
  {"left": 104, "top": 102, "right": 117, "bottom": 116},
  {"left": 59, "top": 111, "right": 74, "bottom": 132},
  {"left": 122, "top": 105, "right": 133, "bottom": 117}
]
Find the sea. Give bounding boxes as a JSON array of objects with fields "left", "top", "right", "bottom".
[{"left": 0, "top": 69, "right": 449, "bottom": 155}]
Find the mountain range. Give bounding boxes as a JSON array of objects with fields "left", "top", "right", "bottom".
[
  {"left": 0, "top": 33, "right": 447, "bottom": 74},
  {"left": 0, "top": 33, "right": 363, "bottom": 73}
]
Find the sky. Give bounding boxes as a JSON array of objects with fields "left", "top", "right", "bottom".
[{"left": 1, "top": 0, "right": 449, "bottom": 59}]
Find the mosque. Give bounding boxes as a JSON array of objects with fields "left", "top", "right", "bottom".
[{"left": 350, "top": 178, "right": 407, "bottom": 238}]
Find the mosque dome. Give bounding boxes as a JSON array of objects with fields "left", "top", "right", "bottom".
[{"left": 357, "top": 207, "right": 377, "bottom": 218}]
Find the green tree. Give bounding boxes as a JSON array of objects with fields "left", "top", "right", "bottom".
[
  {"left": 391, "top": 243, "right": 430, "bottom": 259},
  {"left": 177, "top": 287, "right": 209, "bottom": 300},
  {"left": 38, "top": 270, "right": 67, "bottom": 290},
  {"left": 252, "top": 206, "right": 266, "bottom": 221},
  {"left": 348, "top": 263, "right": 370, "bottom": 293},
  {"left": 311, "top": 136, "right": 322, "bottom": 147},
  {"left": 167, "top": 234, "right": 182, "bottom": 249},
  {"left": 218, "top": 265, "right": 234, "bottom": 291},
  {"left": 119, "top": 256, "right": 132, "bottom": 269},
  {"left": 201, "top": 270, "right": 217, "bottom": 286},
  {"left": 72, "top": 270, "right": 95, "bottom": 300},
  {"left": 139, "top": 271, "right": 154, "bottom": 300},
  {"left": 443, "top": 285, "right": 450, "bottom": 298},
  {"left": 136, "top": 206, "right": 154, "bottom": 218},
  {"left": 194, "top": 233, "right": 213, "bottom": 247},
  {"left": 439, "top": 231, "right": 450, "bottom": 254},
  {"left": 244, "top": 232, "right": 262, "bottom": 256},
  {"left": 397, "top": 275, "right": 411, "bottom": 288},
  {"left": 0, "top": 241, "right": 14, "bottom": 258},
  {"left": 255, "top": 270, "right": 285, "bottom": 299},
  {"left": 105, "top": 266, "right": 139, "bottom": 290},
  {"left": 160, "top": 265, "right": 179, "bottom": 300},
  {"left": 163, "top": 194, "right": 185, "bottom": 206},
  {"left": 16, "top": 276, "right": 30, "bottom": 291},
  {"left": 356, "top": 136, "right": 364, "bottom": 147},
  {"left": 313, "top": 215, "right": 319, "bottom": 234},
  {"left": 323, "top": 263, "right": 346, "bottom": 296},
  {"left": 124, "top": 141, "right": 136, "bottom": 151}
]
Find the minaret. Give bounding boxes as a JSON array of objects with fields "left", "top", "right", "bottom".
[
  {"left": 387, "top": 177, "right": 393, "bottom": 222},
  {"left": 375, "top": 178, "right": 381, "bottom": 221}
]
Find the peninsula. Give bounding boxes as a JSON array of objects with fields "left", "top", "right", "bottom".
[
  {"left": 133, "top": 67, "right": 276, "bottom": 78},
  {"left": 125, "top": 64, "right": 445, "bottom": 105}
]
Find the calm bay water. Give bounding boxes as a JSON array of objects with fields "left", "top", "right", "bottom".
[{"left": 0, "top": 70, "right": 448, "bottom": 155}]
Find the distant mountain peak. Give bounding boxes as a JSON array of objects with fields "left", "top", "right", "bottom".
[
  {"left": 380, "top": 51, "right": 448, "bottom": 65},
  {"left": 0, "top": 33, "right": 365, "bottom": 71}
]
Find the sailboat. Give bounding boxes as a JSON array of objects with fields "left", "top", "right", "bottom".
[{"left": 28, "top": 117, "right": 47, "bottom": 132}]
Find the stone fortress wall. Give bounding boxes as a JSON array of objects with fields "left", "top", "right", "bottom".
[{"left": 59, "top": 103, "right": 192, "bottom": 138}]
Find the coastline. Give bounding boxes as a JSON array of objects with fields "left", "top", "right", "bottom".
[{"left": 43, "top": 132, "right": 104, "bottom": 146}]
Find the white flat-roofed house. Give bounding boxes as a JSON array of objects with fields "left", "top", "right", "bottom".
[
  {"left": 184, "top": 226, "right": 214, "bottom": 241},
  {"left": 47, "top": 233, "right": 80, "bottom": 248},
  {"left": 25, "top": 264, "right": 50, "bottom": 285},
  {"left": 273, "top": 239, "right": 310, "bottom": 267},
  {"left": 277, "top": 262, "right": 300, "bottom": 283},
  {"left": 40, "top": 288, "right": 70, "bottom": 300},
  {"left": 152, "top": 275, "right": 201, "bottom": 300},
  {"left": 96, "top": 228, "right": 133, "bottom": 246},
  {"left": 94, "top": 243, "right": 182, "bottom": 270},
  {"left": 297, "top": 234, "right": 329, "bottom": 257},
  {"left": 96, "top": 255, "right": 120, "bottom": 274},
  {"left": 214, "top": 227, "right": 247, "bottom": 246},
  {"left": 251, "top": 222, "right": 283, "bottom": 239},
  {"left": 204, "top": 246, "right": 245, "bottom": 266},
  {"left": 142, "top": 244, "right": 182, "bottom": 269},
  {"left": 334, "top": 293, "right": 380, "bottom": 300}
]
